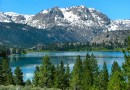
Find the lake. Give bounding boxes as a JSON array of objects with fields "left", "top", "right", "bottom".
[{"left": 9, "top": 51, "right": 125, "bottom": 81}]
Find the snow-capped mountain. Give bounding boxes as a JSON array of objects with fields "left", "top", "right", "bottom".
[
  {"left": 0, "top": 12, "right": 11, "bottom": 22},
  {"left": 0, "top": 5, "right": 130, "bottom": 48},
  {"left": 107, "top": 20, "right": 130, "bottom": 31},
  {"left": 0, "top": 5, "right": 130, "bottom": 31},
  {"left": 0, "top": 12, "right": 33, "bottom": 24},
  {"left": 22, "top": 6, "right": 105, "bottom": 42},
  {"left": 27, "top": 5, "right": 110, "bottom": 30}
]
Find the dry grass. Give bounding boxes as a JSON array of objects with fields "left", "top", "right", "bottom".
[{"left": 0, "top": 85, "right": 60, "bottom": 90}]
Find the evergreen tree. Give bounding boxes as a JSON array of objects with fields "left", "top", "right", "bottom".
[
  {"left": 48, "top": 63, "right": 55, "bottom": 87},
  {"left": 122, "top": 37, "right": 130, "bottom": 89},
  {"left": 38, "top": 55, "right": 55, "bottom": 88},
  {"left": 6, "top": 68, "right": 14, "bottom": 85},
  {"left": 98, "top": 62, "right": 109, "bottom": 90},
  {"left": 59, "top": 61, "right": 66, "bottom": 89},
  {"left": 54, "top": 64, "right": 60, "bottom": 88},
  {"left": 90, "top": 54, "right": 99, "bottom": 87},
  {"left": 70, "top": 55, "right": 83, "bottom": 90},
  {"left": 0, "top": 60, "right": 3, "bottom": 85},
  {"left": 38, "top": 66, "right": 44, "bottom": 87},
  {"left": 108, "top": 71, "right": 125, "bottom": 90},
  {"left": 111, "top": 61, "right": 121, "bottom": 74},
  {"left": 54, "top": 61, "right": 66, "bottom": 89},
  {"left": 82, "top": 54, "right": 92, "bottom": 90},
  {"left": 33, "top": 66, "right": 40, "bottom": 86},
  {"left": 1, "top": 51, "right": 14, "bottom": 85},
  {"left": 64, "top": 63, "right": 70, "bottom": 90},
  {"left": 1, "top": 57, "right": 9, "bottom": 85},
  {"left": 14, "top": 66, "right": 24, "bottom": 86},
  {"left": 25, "top": 79, "right": 31, "bottom": 86}
]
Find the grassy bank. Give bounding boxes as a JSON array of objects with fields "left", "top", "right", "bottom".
[{"left": 0, "top": 85, "right": 60, "bottom": 90}]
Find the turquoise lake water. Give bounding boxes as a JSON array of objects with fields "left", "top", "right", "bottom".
[{"left": 9, "top": 51, "right": 124, "bottom": 81}]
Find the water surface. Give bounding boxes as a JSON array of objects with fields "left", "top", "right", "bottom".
[{"left": 9, "top": 51, "right": 125, "bottom": 81}]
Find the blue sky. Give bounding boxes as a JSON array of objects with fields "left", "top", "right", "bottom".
[{"left": 0, "top": 0, "right": 130, "bottom": 19}]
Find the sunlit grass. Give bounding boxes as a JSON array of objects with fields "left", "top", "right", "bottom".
[{"left": 0, "top": 85, "right": 60, "bottom": 90}]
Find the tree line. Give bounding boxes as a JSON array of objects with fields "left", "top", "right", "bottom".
[
  {"left": 32, "top": 54, "right": 127, "bottom": 90},
  {"left": 32, "top": 46, "right": 130, "bottom": 90},
  {"left": 29, "top": 40, "right": 127, "bottom": 52},
  {"left": 0, "top": 50, "right": 130, "bottom": 90},
  {"left": 0, "top": 38, "right": 128, "bottom": 55},
  {"left": 0, "top": 51, "right": 24, "bottom": 86}
]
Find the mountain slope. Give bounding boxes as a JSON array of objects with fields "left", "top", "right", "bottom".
[
  {"left": 0, "top": 5, "right": 130, "bottom": 48},
  {"left": 91, "top": 30, "right": 130, "bottom": 44},
  {"left": 0, "top": 22, "right": 89, "bottom": 48}
]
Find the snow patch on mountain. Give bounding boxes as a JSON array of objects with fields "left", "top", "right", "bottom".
[
  {"left": 108, "top": 20, "right": 130, "bottom": 31},
  {"left": 1, "top": 12, "right": 34, "bottom": 24},
  {"left": 0, "top": 5, "right": 130, "bottom": 32},
  {"left": 61, "top": 8, "right": 80, "bottom": 22},
  {"left": 0, "top": 12, "right": 11, "bottom": 22},
  {"left": 41, "top": 10, "right": 49, "bottom": 14},
  {"left": 4, "top": 12, "right": 19, "bottom": 16}
]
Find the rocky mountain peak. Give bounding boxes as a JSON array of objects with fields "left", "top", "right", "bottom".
[
  {"left": 0, "top": 5, "right": 130, "bottom": 31},
  {"left": 0, "top": 5, "right": 130, "bottom": 48}
]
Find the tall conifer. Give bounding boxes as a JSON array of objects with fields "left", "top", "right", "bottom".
[{"left": 70, "top": 55, "right": 83, "bottom": 90}]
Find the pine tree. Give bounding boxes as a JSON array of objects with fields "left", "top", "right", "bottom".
[
  {"left": 37, "top": 66, "right": 44, "bottom": 87},
  {"left": 1, "top": 52, "right": 14, "bottom": 85},
  {"left": 111, "top": 61, "right": 121, "bottom": 74},
  {"left": 102, "top": 62, "right": 109, "bottom": 89},
  {"left": 48, "top": 63, "right": 55, "bottom": 88},
  {"left": 70, "top": 55, "right": 83, "bottom": 90},
  {"left": 59, "top": 61, "right": 66, "bottom": 89},
  {"left": 6, "top": 68, "right": 14, "bottom": 85},
  {"left": 54, "top": 61, "right": 66, "bottom": 89},
  {"left": 14, "top": 66, "right": 24, "bottom": 86},
  {"left": 0, "top": 60, "right": 3, "bottom": 85},
  {"left": 82, "top": 54, "right": 92, "bottom": 90},
  {"left": 25, "top": 79, "right": 31, "bottom": 86},
  {"left": 38, "top": 55, "right": 55, "bottom": 88},
  {"left": 90, "top": 54, "right": 99, "bottom": 87},
  {"left": 122, "top": 37, "right": 130, "bottom": 89},
  {"left": 108, "top": 71, "right": 125, "bottom": 90},
  {"left": 64, "top": 63, "right": 70, "bottom": 90},
  {"left": 2, "top": 58, "right": 9, "bottom": 85},
  {"left": 98, "top": 62, "right": 109, "bottom": 90},
  {"left": 54, "top": 64, "right": 60, "bottom": 88},
  {"left": 33, "top": 66, "right": 40, "bottom": 86}
]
